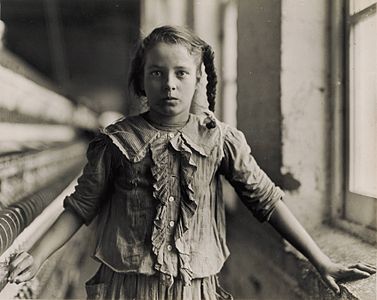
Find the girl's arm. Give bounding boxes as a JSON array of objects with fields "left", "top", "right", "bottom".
[
  {"left": 8, "top": 209, "right": 84, "bottom": 283},
  {"left": 269, "top": 200, "right": 376, "bottom": 294},
  {"left": 8, "top": 135, "right": 115, "bottom": 283}
]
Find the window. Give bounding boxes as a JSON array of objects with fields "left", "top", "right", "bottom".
[
  {"left": 331, "top": 0, "right": 377, "bottom": 243},
  {"left": 346, "top": 0, "right": 377, "bottom": 229}
]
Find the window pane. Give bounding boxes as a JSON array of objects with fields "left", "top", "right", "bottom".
[
  {"left": 346, "top": 193, "right": 377, "bottom": 229},
  {"left": 349, "top": 12, "right": 377, "bottom": 198}
]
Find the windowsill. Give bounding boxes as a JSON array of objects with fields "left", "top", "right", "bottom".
[
  {"left": 285, "top": 223, "right": 376, "bottom": 300},
  {"left": 332, "top": 218, "right": 376, "bottom": 245},
  {"left": 223, "top": 208, "right": 376, "bottom": 299}
]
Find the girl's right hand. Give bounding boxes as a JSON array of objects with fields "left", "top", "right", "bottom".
[
  {"left": 318, "top": 261, "right": 376, "bottom": 294},
  {"left": 8, "top": 251, "right": 40, "bottom": 284}
]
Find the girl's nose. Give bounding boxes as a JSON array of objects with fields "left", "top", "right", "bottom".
[{"left": 164, "top": 74, "right": 177, "bottom": 91}]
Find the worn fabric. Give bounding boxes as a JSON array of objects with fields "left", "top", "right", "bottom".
[
  {"left": 64, "top": 112, "right": 284, "bottom": 293},
  {"left": 85, "top": 264, "right": 233, "bottom": 300}
]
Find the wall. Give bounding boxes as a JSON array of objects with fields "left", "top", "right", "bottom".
[
  {"left": 141, "top": 0, "right": 188, "bottom": 34},
  {"left": 237, "top": 0, "right": 283, "bottom": 185},
  {"left": 280, "top": 0, "right": 331, "bottom": 229},
  {"left": 191, "top": 0, "right": 224, "bottom": 120},
  {"left": 236, "top": 0, "right": 330, "bottom": 241},
  {"left": 220, "top": 0, "right": 334, "bottom": 299}
]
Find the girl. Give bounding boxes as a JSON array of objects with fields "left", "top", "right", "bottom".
[{"left": 8, "top": 26, "right": 375, "bottom": 300}]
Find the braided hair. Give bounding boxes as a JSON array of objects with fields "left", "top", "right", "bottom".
[
  {"left": 128, "top": 26, "right": 217, "bottom": 128},
  {"left": 202, "top": 45, "right": 217, "bottom": 112}
]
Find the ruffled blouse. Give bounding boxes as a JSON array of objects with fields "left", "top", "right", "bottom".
[{"left": 64, "top": 113, "right": 284, "bottom": 286}]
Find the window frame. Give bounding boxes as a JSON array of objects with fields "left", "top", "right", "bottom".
[{"left": 330, "top": 0, "right": 377, "bottom": 244}]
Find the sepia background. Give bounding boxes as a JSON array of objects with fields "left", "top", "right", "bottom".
[{"left": 0, "top": 0, "right": 375, "bottom": 299}]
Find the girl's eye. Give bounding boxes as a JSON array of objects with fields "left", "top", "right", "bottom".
[
  {"left": 176, "top": 70, "right": 188, "bottom": 78},
  {"left": 151, "top": 71, "right": 162, "bottom": 77}
]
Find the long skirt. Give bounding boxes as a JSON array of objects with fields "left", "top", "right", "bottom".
[{"left": 85, "top": 264, "right": 233, "bottom": 300}]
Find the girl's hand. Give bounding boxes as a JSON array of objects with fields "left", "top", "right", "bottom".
[
  {"left": 7, "top": 251, "right": 41, "bottom": 284},
  {"left": 318, "top": 261, "right": 376, "bottom": 294}
]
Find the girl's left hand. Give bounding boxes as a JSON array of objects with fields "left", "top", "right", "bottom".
[{"left": 318, "top": 261, "right": 376, "bottom": 294}]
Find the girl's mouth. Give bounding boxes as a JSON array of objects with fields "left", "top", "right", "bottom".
[{"left": 162, "top": 97, "right": 179, "bottom": 101}]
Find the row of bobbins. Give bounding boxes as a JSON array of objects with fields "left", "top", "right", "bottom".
[{"left": 0, "top": 208, "right": 24, "bottom": 255}]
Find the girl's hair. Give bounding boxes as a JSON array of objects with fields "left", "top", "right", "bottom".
[{"left": 128, "top": 25, "right": 218, "bottom": 113}]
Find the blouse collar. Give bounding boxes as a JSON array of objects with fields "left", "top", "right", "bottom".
[{"left": 102, "top": 113, "right": 220, "bottom": 162}]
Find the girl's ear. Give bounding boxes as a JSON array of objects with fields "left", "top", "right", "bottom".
[
  {"left": 196, "top": 76, "right": 201, "bottom": 87},
  {"left": 195, "top": 62, "right": 205, "bottom": 87}
]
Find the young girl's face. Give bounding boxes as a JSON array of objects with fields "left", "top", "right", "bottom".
[{"left": 143, "top": 42, "right": 199, "bottom": 124}]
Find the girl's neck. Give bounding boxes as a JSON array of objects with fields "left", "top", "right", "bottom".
[
  {"left": 144, "top": 111, "right": 189, "bottom": 130},
  {"left": 145, "top": 111, "right": 189, "bottom": 128}
]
